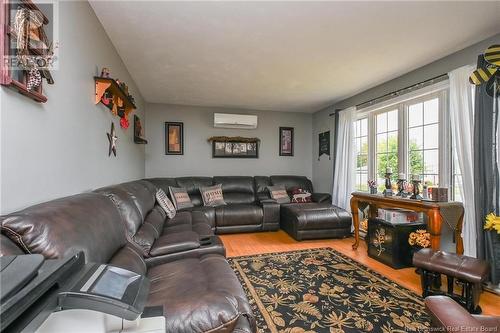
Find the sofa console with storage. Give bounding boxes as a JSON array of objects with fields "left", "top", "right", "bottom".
[{"left": 0, "top": 175, "right": 351, "bottom": 332}]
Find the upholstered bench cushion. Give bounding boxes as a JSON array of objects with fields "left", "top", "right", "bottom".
[
  {"left": 413, "top": 248, "right": 490, "bottom": 284},
  {"left": 147, "top": 254, "right": 255, "bottom": 333}
]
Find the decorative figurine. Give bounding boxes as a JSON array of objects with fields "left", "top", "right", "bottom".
[
  {"left": 107, "top": 122, "right": 118, "bottom": 157},
  {"left": 410, "top": 174, "right": 422, "bottom": 200},
  {"left": 383, "top": 167, "right": 393, "bottom": 196},
  {"left": 368, "top": 180, "right": 377, "bottom": 194},
  {"left": 396, "top": 173, "right": 407, "bottom": 197},
  {"left": 101, "top": 67, "right": 110, "bottom": 78}
]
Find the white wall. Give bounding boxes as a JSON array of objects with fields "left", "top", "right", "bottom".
[
  {"left": 0, "top": 1, "right": 146, "bottom": 213},
  {"left": 145, "top": 104, "right": 312, "bottom": 179},
  {"left": 311, "top": 33, "right": 500, "bottom": 195}
]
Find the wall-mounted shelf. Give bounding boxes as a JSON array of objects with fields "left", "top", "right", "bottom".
[{"left": 94, "top": 76, "right": 137, "bottom": 116}]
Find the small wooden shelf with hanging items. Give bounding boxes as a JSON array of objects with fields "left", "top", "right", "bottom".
[
  {"left": 1, "top": 0, "right": 56, "bottom": 102},
  {"left": 94, "top": 68, "right": 137, "bottom": 130}
]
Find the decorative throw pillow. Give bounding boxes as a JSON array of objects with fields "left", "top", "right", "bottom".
[
  {"left": 200, "top": 184, "right": 226, "bottom": 207},
  {"left": 290, "top": 188, "right": 312, "bottom": 203},
  {"left": 267, "top": 185, "right": 290, "bottom": 204},
  {"left": 168, "top": 186, "right": 194, "bottom": 210},
  {"left": 156, "top": 189, "right": 176, "bottom": 219}
]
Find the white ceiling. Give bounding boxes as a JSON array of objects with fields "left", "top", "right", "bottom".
[{"left": 90, "top": 1, "right": 500, "bottom": 113}]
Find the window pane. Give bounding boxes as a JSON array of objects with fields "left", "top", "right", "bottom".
[
  {"left": 360, "top": 137, "right": 368, "bottom": 154},
  {"left": 424, "top": 149, "right": 439, "bottom": 175},
  {"left": 360, "top": 118, "right": 368, "bottom": 135},
  {"left": 423, "top": 174, "right": 439, "bottom": 187},
  {"left": 377, "top": 133, "right": 387, "bottom": 153},
  {"left": 409, "top": 127, "right": 423, "bottom": 150},
  {"left": 409, "top": 102, "right": 423, "bottom": 127},
  {"left": 387, "top": 110, "right": 398, "bottom": 131},
  {"left": 377, "top": 113, "right": 387, "bottom": 133},
  {"left": 409, "top": 150, "right": 424, "bottom": 175},
  {"left": 424, "top": 98, "right": 439, "bottom": 124},
  {"left": 424, "top": 124, "right": 439, "bottom": 149},
  {"left": 388, "top": 131, "right": 398, "bottom": 152}
]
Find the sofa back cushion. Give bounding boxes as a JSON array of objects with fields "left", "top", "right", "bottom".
[
  {"left": 94, "top": 186, "right": 143, "bottom": 237},
  {"left": 270, "top": 175, "right": 314, "bottom": 193},
  {"left": 117, "top": 181, "right": 156, "bottom": 221},
  {"left": 145, "top": 178, "right": 177, "bottom": 195},
  {"left": 0, "top": 193, "right": 126, "bottom": 264},
  {"left": 175, "top": 177, "right": 214, "bottom": 206},
  {"left": 213, "top": 176, "right": 255, "bottom": 204},
  {"left": 254, "top": 176, "right": 272, "bottom": 200}
]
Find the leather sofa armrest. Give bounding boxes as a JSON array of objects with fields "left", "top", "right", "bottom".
[
  {"left": 311, "top": 192, "right": 331, "bottom": 203},
  {"left": 425, "top": 296, "right": 482, "bottom": 332},
  {"left": 149, "top": 231, "right": 200, "bottom": 257},
  {"left": 259, "top": 199, "right": 280, "bottom": 231}
]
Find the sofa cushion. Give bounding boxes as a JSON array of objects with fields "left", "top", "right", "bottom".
[
  {"left": 169, "top": 187, "right": 194, "bottom": 210},
  {"left": 270, "top": 175, "right": 314, "bottom": 193},
  {"left": 200, "top": 184, "right": 226, "bottom": 207},
  {"left": 146, "top": 254, "right": 255, "bottom": 333},
  {"left": 215, "top": 204, "right": 263, "bottom": 227},
  {"left": 213, "top": 176, "right": 255, "bottom": 204},
  {"left": 117, "top": 180, "right": 157, "bottom": 221},
  {"left": 181, "top": 206, "right": 216, "bottom": 229},
  {"left": 133, "top": 223, "right": 157, "bottom": 255},
  {"left": 175, "top": 177, "right": 214, "bottom": 207},
  {"left": 0, "top": 193, "right": 126, "bottom": 263},
  {"left": 94, "top": 185, "right": 143, "bottom": 237},
  {"left": 108, "top": 244, "right": 147, "bottom": 275},
  {"left": 144, "top": 205, "right": 167, "bottom": 238}
]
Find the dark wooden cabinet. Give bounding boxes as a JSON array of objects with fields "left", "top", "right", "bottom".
[{"left": 367, "top": 218, "right": 426, "bottom": 269}]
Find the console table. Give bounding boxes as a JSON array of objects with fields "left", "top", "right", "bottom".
[{"left": 350, "top": 192, "right": 464, "bottom": 254}]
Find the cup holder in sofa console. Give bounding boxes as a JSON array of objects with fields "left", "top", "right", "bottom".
[{"left": 0, "top": 251, "right": 166, "bottom": 333}]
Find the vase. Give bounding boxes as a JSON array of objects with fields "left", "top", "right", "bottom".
[{"left": 485, "top": 230, "right": 500, "bottom": 285}]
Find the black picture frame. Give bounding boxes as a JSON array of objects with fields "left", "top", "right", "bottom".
[
  {"left": 212, "top": 141, "right": 258, "bottom": 158},
  {"left": 279, "top": 127, "right": 294, "bottom": 156},
  {"left": 165, "top": 122, "right": 184, "bottom": 155}
]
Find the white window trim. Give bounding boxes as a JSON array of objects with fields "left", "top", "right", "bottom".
[{"left": 355, "top": 80, "right": 451, "bottom": 191}]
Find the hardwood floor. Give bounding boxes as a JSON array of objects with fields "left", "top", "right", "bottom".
[{"left": 220, "top": 230, "right": 500, "bottom": 316}]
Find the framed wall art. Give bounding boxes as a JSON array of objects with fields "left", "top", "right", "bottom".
[
  {"left": 165, "top": 122, "right": 184, "bottom": 155},
  {"left": 209, "top": 136, "right": 259, "bottom": 158},
  {"left": 279, "top": 127, "right": 294, "bottom": 156}
]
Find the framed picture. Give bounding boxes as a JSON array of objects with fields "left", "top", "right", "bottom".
[
  {"left": 165, "top": 122, "right": 184, "bottom": 155},
  {"left": 279, "top": 127, "right": 294, "bottom": 156},
  {"left": 212, "top": 141, "right": 258, "bottom": 158}
]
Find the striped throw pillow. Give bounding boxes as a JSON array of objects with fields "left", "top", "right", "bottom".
[
  {"left": 156, "top": 189, "right": 176, "bottom": 219},
  {"left": 267, "top": 185, "right": 290, "bottom": 204}
]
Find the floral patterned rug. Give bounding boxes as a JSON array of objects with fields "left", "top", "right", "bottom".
[{"left": 229, "top": 248, "right": 430, "bottom": 333}]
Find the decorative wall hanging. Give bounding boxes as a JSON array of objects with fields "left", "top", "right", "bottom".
[
  {"left": 95, "top": 69, "right": 137, "bottom": 130},
  {"left": 107, "top": 122, "right": 117, "bottom": 157},
  {"left": 318, "top": 131, "right": 331, "bottom": 160},
  {"left": 279, "top": 127, "right": 294, "bottom": 156},
  {"left": 208, "top": 136, "right": 259, "bottom": 158},
  {"left": 165, "top": 122, "right": 184, "bottom": 155},
  {"left": 469, "top": 44, "right": 499, "bottom": 97},
  {"left": 134, "top": 115, "right": 147, "bottom": 144},
  {"left": 1, "top": 0, "right": 57, "bottom": 102}
]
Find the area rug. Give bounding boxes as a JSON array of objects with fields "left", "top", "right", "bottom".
[{"left": 229, "top": 248, "right": 430, "bottom": 333}]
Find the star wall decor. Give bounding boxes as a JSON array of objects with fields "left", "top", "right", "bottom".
[{"left": 107, "top": 122, "right": 118, "bottom": 157}]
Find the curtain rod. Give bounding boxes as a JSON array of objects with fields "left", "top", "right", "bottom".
[{"left": 329, "top": 73, "right": 448, "bottom": 116}]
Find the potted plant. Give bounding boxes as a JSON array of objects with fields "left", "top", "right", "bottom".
[{"left": 484, "top": 213, "right": 500, "bottom": 289}]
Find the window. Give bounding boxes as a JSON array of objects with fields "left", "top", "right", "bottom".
[
  {"left": 375, "top": 109, "right": 399, "bottom": 190},
  {"left": 408, "top": 98, "right": 440, "bottom": 186},
  {"left": 355, "top": 84, "right": 449, "bottom": 192},
  {"left": 355, "top": 118, "right": 368, "bottom": 191}
]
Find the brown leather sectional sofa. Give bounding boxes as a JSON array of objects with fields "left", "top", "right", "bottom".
[{"left": 0, "top": 175, "right": 352, "bottom": 332}]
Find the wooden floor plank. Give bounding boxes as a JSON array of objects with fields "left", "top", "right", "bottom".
[{"left": 220, "top": 230, "right": 500, "bottom": 316}]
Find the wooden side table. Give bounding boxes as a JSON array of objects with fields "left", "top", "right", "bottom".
[{"left": 350, "top": 192, "right": 464, "bottom": 254}]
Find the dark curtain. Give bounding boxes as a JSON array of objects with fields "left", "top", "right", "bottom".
[{"left": 473, "top": 54, "right": 499, "bottom": 284}]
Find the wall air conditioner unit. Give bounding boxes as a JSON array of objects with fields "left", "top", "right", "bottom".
[{"left": 213, "top": 113, "right": 258, "bottom": 129}]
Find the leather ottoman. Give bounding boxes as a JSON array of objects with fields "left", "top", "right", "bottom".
[{"left": 280, "top": 202, "right": 352, "bottom": 241}]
